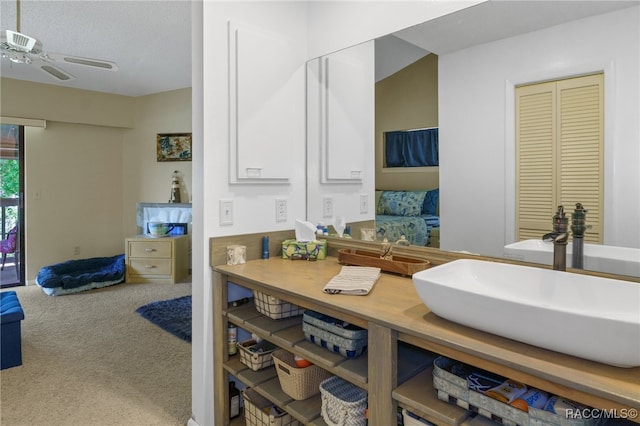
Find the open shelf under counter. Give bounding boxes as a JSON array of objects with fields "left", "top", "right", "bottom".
[
  {"left": 393, "top": 368, "right": 471, "bottom": 426},
  {"left": 224, "top": 352, "right": 326, "bottom": 425},
  {"left": 227, "top": 304, "right": 304, "bottom": 339}
]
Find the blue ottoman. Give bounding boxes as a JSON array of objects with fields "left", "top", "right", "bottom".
[{"left": 1, "top": 291, "right": 25, "bottom": 370}]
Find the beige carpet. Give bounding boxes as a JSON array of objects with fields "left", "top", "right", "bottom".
[{"left": 0, "top": 281, "right": 192, "bottom": 426}]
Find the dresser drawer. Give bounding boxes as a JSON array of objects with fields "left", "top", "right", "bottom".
[
  {"left": 128, "top": 258, "right": 172, "bottom": 276},
  {"left": 128, "top": 241, "right": 172, "bottom": 258}
]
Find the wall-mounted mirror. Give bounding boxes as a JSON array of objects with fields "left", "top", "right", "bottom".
[{"left": 306, "top": 1, "right": 640, "bottom": 278}]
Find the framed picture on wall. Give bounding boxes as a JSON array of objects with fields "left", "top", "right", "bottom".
[{"left": 157, "top": 133, "right": 192, "bottom": 161}]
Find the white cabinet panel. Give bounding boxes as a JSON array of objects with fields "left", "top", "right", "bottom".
[
  {"left": 313, "top": 41, "right": 374, "bottom": 183},
  {"left": 229, "top": 21, "right": 297, "bottom": 183}
]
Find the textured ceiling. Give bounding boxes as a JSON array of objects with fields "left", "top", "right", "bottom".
[
  {"left": 1, "top": 1, "right": 638, "bottom": 97},
  {"left": 0, "top": 0, "right": 191, "bottom": 97}
]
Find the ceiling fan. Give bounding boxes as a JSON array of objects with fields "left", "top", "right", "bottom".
[{"left": 0, "top": 0, "right": 118, "bottom": 81}]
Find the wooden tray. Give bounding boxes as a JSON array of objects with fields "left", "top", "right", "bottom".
[{"left": 338, "top": 249, "right": 430, "bottom": 276}]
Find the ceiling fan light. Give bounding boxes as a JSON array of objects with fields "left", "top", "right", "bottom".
[{"left": 5, "top": 30, "right": 42, "bottom": 54}]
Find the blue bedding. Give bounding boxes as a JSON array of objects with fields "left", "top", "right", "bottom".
[
  {"left": 36, "top": 254, "right": 125, "bottom": 296},
  {"left": 375, "top": 215, "right": 439, "bottom": 246}
]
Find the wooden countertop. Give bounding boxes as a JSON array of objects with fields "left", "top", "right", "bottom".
[{"left": 213, "top": 257, "right": 640, "bottom": 415}]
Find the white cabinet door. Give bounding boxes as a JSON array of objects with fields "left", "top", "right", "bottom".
[
  {"left": 307, "top": 41, "right": 374, "bottom": 183},
  {"left": 228, "top": 21, "right": 299, "bottom": 183},
  {"left": 319, "top": 41, "right": 374, "bottom": 182}
]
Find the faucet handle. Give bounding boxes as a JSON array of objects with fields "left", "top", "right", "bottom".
[
  {"left": 571, "top": 203, "right": 589, "bottom": 236},
  {"left": 553, "top": 205, "right": 569, "bottom": 233}
]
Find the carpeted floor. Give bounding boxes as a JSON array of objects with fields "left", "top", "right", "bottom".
[
  {"left": 136, "top": 295, "right": 192, "bottom": 342},
  {"left": 0, "top": 281, "right": 192, "bottom": 426}
]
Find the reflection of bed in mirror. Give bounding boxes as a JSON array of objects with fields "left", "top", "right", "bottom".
[{"left": 374, "top": 189, "right": 439, "bottom": 247}]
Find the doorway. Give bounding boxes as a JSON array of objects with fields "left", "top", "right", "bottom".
[{"left": 1, "top": 124, "right": 25, "bottom": 288}]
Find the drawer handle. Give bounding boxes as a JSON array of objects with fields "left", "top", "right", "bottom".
[
  {"left": 144, "top": 265, "right": 156, "bottom": 269},
  {"left": 145, "top": 248, "right": 156, "bottom": 252}
]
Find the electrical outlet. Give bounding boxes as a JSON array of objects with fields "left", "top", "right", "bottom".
[
  {"left": 220, "top": 200, "right": 233, "bottom": 225},
  {"left": 74, "top": 246, "right": 81, "bottom": 255},
  {"left": 360, "top": 194, "right": 368, "bottom": 214},
  {"left": 276, "top": 199, "right": 287, "bottom": 222},
  {"left": 322, "top": 197, "right": 333, "bottom": 218}
]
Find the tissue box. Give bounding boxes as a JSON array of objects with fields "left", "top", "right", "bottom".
[{"left": 281, "top": 239, "right": 327, "bottom": 260}]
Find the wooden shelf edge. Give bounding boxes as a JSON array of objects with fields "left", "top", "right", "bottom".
[{"left": 393, "top": 368, "right": 471, "bottom": 426}]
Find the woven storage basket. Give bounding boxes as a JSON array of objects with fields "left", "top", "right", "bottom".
[
  {"left": 237, "top": 339, "right": 279, "bottom": 371},
  {"left": 303, "top": 322, "right": 367, "bottom": 358},
  {"left": 272, "top": 349, "right": 333, "bottom": 400},
  {"left": 242, "top": 388, "right": 300, "bottom": 426},
  {"left": 303, "top": 311, "right": 367, "bottom": 358},
  {"left": 253, "top": 290, "right": 304, "bottom": 320},
  {"left": 319, "top": 376, "right": 367, "bottom": 426}
]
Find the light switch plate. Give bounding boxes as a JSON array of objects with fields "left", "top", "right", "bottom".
[
  {"left": 220, "top": 200, "right": 233, "bottom": 225},
  {"left": 360, "top": 194, "right": 368, "bottom": 214}
]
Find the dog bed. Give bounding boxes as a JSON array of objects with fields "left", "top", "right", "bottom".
[{"left": 36, "top": 254, "right": 125, "bottom": 296}]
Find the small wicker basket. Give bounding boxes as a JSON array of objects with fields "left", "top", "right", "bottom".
[
  {"left": 253, "top": 290, "right": 304, "bottom": 320},
  {"left": 272, "top": 349, "right": 333, "bottom": 400},
  {"left": 319, "top": 376, "right": 368, "bottom": 426},
  {"left": 237, "top": 339, "right": 278, "bottom": 371},
  {"left": 242, "top": 388, "right": 300, "bottom": 426}
]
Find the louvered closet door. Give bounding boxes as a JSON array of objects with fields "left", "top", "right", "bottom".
[
  {"left": 557, "top": 74, "right": 603, "bottom": 243},
  {"left": 516, "top": 74, "right": 603, "bottom": 243},
  {"left": 516, "top": 81, "right": 556, "bottom": 241}
]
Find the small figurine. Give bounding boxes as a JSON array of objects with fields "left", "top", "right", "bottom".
[{"left": 380, "top": 238, "right": 393, "bottom": 260}]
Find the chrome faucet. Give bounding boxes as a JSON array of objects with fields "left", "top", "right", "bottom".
[
  {"left": 571, "top": 203, "right": 588, "bottom": 270},
  {"left": 543, "top": 205, "right": 569, "bottom": 271}
]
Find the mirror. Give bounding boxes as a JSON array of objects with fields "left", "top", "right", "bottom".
[{"left": 306, "top": 1, "right": 640, "bottom": 277}]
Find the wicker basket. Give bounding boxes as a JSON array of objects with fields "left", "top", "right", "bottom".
[
  {"left": 238, "top": 339, "right": 279, "bottom": 371},
  {"left": 253, "top": 290, "right": 304, "bottom": 320},
  {"left": 302, "top": 310, "right": 367, "bottom": 358},
  {"left": 272, "top": 349, "right": 333, "bottom": 400},
  {"left": 319, "top": 376, "right": 367, "bottom": 426},
  {"left": 242, "top": 388, "right": 300, "bottom": 426}
]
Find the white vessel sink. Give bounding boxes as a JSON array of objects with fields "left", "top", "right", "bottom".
[
  {"left": 412, "top": 259, "right": 640, "bottom": 367},
  {"left": 503, "top": 239, "right": 640, "bottom": 277}
]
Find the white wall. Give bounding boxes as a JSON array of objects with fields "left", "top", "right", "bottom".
[
  {"left": 439, "top": 6, "right": 640, "bottom": 256},
  {"left": 192, "top": 3, "right": 307, "bottom": 425}
]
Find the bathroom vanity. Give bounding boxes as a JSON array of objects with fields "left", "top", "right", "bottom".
[{"left": 212, "top": 256, "right": 639, "bottom": 425}]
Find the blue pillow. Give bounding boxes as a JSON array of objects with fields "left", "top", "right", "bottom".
[
  {"left": 378, "top": 191, "right": 426, "bottom": 216},
  {"left": 422, "top": 189, "right": 439, "bottom": 215}
]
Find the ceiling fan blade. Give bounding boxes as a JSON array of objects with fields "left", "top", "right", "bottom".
[
  {"left": 44, "top": 52, "right": 118, "bottom": 71},
  {"left": 38, "top": 61, "right": 76, "bottom": 81}
]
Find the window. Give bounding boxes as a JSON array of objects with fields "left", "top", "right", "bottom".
[{"left": 384, "top": 128, "right": 438, "bottom": 168}]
